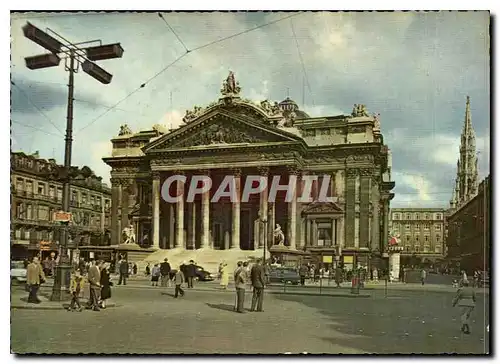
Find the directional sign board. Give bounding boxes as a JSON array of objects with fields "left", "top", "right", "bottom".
[{"left": 53, "top": 211, "right": 72, "bottom": 222}]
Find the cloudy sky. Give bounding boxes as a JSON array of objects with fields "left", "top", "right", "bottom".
[{"left": 10, "top": 11, "right": 490, "bottom": 208}]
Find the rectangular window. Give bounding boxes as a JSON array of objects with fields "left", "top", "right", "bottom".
[
  {"left": 435, "top": 245, "right": 442, "bottom": 253},
  {"left": 406, "top": 213, "right": 411, "bottom": 220},
  {"left": 393, "top": 213, "right": 399, "bottom": 220},
  {"left": 37, "top": 182, "right": 45, "bottom": 195},
  {"left": 16, "top": 178, "right": 24, "bottom": 190},
  {"left": 317, "top": 223, "right": 333, "bottom": 247},
  {"left": 424, "top": 224, "right": 429, "bottom": 231},
  {"left": 406, "top": 224, "right": 410, "bottom": 230},
  {"left": 16, "top": 202, "right": 24, "bottom": 218},
  {"left": 26, "top": 204, "right": 32, "bottom": 219},
  {"left": 415, "top": 236, "right": 419, "bottom": 242},
  {"left": 38, "top": 206, "right": 49, "bottom": 220},
  {"left": 415, "top": 245, "right": 419, "bottom": 252},
  {"left": 436, "top": 234, "right": 441, "bottom": 241},
  {"left": 71, "top": 190, "right": 77, "bottom": 202},
  {"left": 415, "top": 224, "right": 420, "bottom": 229},
  {"left": 425, "top": 213, "right": 430, "bottom": 219},
  {"left": 424, "top": 235, "right": 429, "bottom": 242},
  {"left": 415, "top": 213, "right": 420, "bottom": 220},
  {"left": 57, "top": 187, "right": 63, "bottom": 201},
  {"left": 435, "top": 224, "right": 441, "bottom": 231},
  {"left": 436, "top": 214, "right": 442, "bottom": 220},
  {"left": 82, "top": 193, "right": 87, "bottom": 204},
  {"left": 97, "top": 197, "right": 102, "bottom": 208},
  {"left": 15, "top": 229, "right": 21, "bottom": 239},
  {"left": 26, "top": 181, "right": 33, "bottom": 193},
  {"left": 49, "top": 185, "right": 55, "bottom": 197},
  {"left": 105, "top": 200, "right": 110, "bottom": 210},
  {"left": 406, "top": 235, "right": 411, "bottom": 242},
  {"left": 423, "top": 245, "right": 430, "bottom": 253}
]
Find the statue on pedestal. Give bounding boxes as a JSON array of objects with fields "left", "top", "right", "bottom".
[
  {"left": 273, "top": 224, "right": 285, "bottom": 246},
  {"left": 122, "top": 224, "right": 136, "bottom": 244},
  {"left": 221, "top": 71, "right": 241, "bottom": 96}
]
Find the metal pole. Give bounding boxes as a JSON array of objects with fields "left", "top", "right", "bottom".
[{"left": 51, "top": 49, "right": 75, "bottom": 301}]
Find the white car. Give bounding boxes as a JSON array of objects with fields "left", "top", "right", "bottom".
[{"left": 10, "top": 261, "right": 27, "bottom": 283}]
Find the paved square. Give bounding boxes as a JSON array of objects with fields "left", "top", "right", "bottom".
[{"left": 11, "top": 285, "right": 490, "bottom": 354}]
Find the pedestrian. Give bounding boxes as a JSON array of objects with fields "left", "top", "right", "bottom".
[
  {"left": 460, "top": 270, "right": 468, "bottom": 286},
  {"left": 87, "top": 259, "right": 101, "bottom": 311},
  {"left": 68, "top": 269, "right": 85, "bottom": 312},
  {"left": 233, "top": 261, "right": 243, "bottom": 310},
  {"left": 452, "top": 279, "right": 476, "bottom": 334},
  {"left": 78, "top": 258, "right": 86, "bottom": 275},
  {"left": 220, "top": 262, "right": 229, "bottom": 290},
  {"left": 118, "top": 258, "right": 128, "bottom": 285},
  {"left": 151, "top": 264, "right": 161, "bottom": 286},
  {"left": 26, "top": 256, "right": 45, "bottom": 304},
  {"left": 174, "top": 266, "right": 185, "bottom": 298},
  {"left": 42, "top": 257, "right": 51, "bottom": 277},
  {"left": 160, "top": 258, "right": 171, "bottom": 287},
  {"left": 99, "top": 262, "right": 112, "bottom": 309},
  {"left": 186, "top": 260, "right": 196, "bottom": 288},
  {"left": 218, "top": 262, "right": 223, "bottom": 280},
  {"left": 250, "top": 258, "right": 266, "bottom": 312},
  {"left": 133, "top": 263, "right": 138, "bottom": 276},
  {"left": 145, "top": 263, "right": 151, "bottom": 276},
  {"left": 234, "top": 261, "right": 248, "bottom": 314},
  {"left": 421, "top": 268, "right": 427, "bottom": 285},
  {"left": 299, "top": 264, "right": 308, "bottom": 286},
  {"left": 335, "top": 266, "right": 342, "bottom": 288}
]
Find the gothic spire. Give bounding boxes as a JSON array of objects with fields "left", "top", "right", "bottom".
[{"left": 451, "top": 96, "right": 479, "bottom": 209}]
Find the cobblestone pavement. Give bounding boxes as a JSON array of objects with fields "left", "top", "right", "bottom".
[{"left": 11, "top": 285, "right": 490, "bottom": 354}]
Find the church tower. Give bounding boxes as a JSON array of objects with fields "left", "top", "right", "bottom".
[{"left": 450, "top": 96, "right": 479, "bottom": 209}]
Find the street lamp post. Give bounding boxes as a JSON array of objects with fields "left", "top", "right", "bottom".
[{"left": 22, "top": 22, "right": 124, "bottom": 301}]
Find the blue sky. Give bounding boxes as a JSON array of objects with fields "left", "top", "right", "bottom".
[{"left": 10, "top": 11, "right": 490, "bottom": 207}]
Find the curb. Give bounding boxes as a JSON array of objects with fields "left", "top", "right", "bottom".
[{"left": 269, "top": 291, "right": 371, "bottom": 298}]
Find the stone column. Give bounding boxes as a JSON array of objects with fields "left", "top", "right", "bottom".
[
  {"left": 383, "top": 198, "right": 390, "bottom": 252},
  {"left": 169, "top": 204, "right": 175, "bottom": 249},
  {"left": 287, "top": 166, "right": 298, "bottom": 250},
  {"left": 201, "top": 170, "right": 210, "bottom": 249},
  {"left": 268, "top": 201, "right": 275, "bottom": 247},
  {"left": 110, "top": 178, "right": 120, "bottom": 245},
  {"left": 332, "top": 218, "right": 336, "bottom": 247},
  {"left": 176, "top": 171, "right": 185, "bottom": 249},
  {"left": 117, "top": 182, "right": 123, "bottom": 244},
  {"left": 306, "top": 218, "right": 311, "bottom": 248},
  {"left": 152, "top": 173, "right": 161, "bottom": 249},
  {"left": 258, "top": 167, "right": 269, "bottom": 249},
  {"left": 189, "top": 201, "right": 196, "bottom": 250},
  {"left": 338, "top": 217, "right": 345, "bottom": 248},
  {"left": 231, "top": 169, "right": 241, "bottom": 249},
  {"left": 300, "top": 218, "right": 306, "bottom": 248},
  {"left": 312, "top": 220, "right": 318, "bottom": 247}
]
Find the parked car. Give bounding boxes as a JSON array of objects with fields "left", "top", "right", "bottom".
[
  {"left": 169, "top": 265, "right": 215, "bottom": 282},
  {"left": 268, "top": 267, "right": 300, "bottom": 285},
  {"left": 11, "top": 261, "right": 27, "bottom": 284}
]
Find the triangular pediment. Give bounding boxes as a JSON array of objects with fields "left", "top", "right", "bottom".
[
  {"left": 302, "top": 201, "right": 343, "bottom": 215},
  {"left": 143, "top": 109, "right": 303, "bottom": 153}
]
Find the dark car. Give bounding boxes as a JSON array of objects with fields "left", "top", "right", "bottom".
[
  {"left": 268, "top": 267, "right": 300, "bottom": 285},
  {"left": 169, "top": 265, "right": 214, "bottom": 282}
]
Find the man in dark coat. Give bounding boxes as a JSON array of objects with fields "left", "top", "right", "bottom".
[
  {"left": 118, "top": 258, "right": 128, "bottom": 285},
  {"left": 87, "top": 259, "right": 101, "bottom": 311},
  {"left": 185, "top": 260, "right": 197, "bottom": 288},
  {"left": 299, "top": 264, "right": 308, "bottom": 286},
  {"left": 160, "top": 258, "right": 171, "bottom": 287},
  {"left": 250, "top": 258, "right": 266, "bottom": 312}
]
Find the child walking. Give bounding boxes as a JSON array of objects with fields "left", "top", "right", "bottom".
[{"left": 68, "top": 269, "right": 85, "bottom": 312}]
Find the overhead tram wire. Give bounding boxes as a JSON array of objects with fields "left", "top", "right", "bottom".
[
  {"left": 11, "top": 81, "right": 64, "bottom": 136},
  {"left": 290, "top": 17, "right": 314, "bottom": 107},
  {"left": 74, "top": 12, "right": 303, "bottom": 135},
  {"left": 74, "top": 52, "right": 188, "bottom": 135},
  {"left": 158, "top": 13, "right": 190, "bottom": 53},
  {"left": 11, "top": 119, "right": 62, "bottom": 137}
]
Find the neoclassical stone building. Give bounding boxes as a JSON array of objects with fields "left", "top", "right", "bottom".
[{"left": 103, "top": 73, "right": 395, "bottom": 269}]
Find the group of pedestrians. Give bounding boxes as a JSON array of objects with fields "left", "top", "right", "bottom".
[
  {"left": 233, "top": 258, "right": 266, "bottom": 314},
  {"left": 69, "top": 259, "right": 113, "bottom": 312}
]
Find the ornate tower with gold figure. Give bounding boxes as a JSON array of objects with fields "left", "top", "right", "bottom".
[{"left": 450, "top": 96, "right": 479, "bottom": 210}]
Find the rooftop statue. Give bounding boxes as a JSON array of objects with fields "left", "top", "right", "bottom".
[
  {"left": 182, "top": 105, "right": 203, "bottom": 124},
  {"left": 118, "top": 124, "right": 133, "bottom": 136},
  {"left": 221, "top": 71, "right": 241, "bottom": 96},
  {"left": 373, "top": 113, "right": 381, "bottom": 131},
  {"left": 351, "top": 104, "right": 369, "bottom": 117}
]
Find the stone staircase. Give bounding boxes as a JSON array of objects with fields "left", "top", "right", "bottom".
[{"left": 139, "top": 248, "right": 266, "bottom": 274}]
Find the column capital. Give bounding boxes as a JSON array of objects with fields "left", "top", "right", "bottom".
[
  {"left": 346, "top": 168, "right": 359, "bottom": 177},
  {"left": 287, "top": 165, "right": 301, "bottom": 175},
  {"left": 152, "top": 171, "right": 161, "bottom": 180},
  {"left": 257, "top": 166, "right": 269, "bottom": 176},
  {"left": 231, "top": 168, "right": 242, "bottom": 177},
  {"left": 172, "top": 169, "right": 185, "bottom": 176}
]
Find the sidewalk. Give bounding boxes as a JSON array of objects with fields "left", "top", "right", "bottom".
[{"left": 11, "top": 287, "right": 118, "bottom": 311}]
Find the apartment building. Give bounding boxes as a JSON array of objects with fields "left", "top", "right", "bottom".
[{"left": 11, "top": 151, "right": 111, "bottom": 259}]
